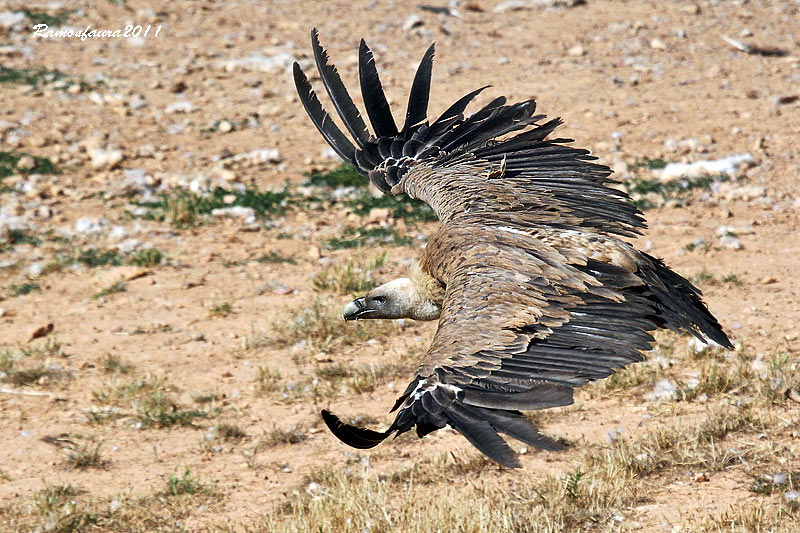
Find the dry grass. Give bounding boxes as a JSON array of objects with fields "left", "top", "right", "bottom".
[
  {"left": 274, "top": 297, "right": 397, "bottom": 354},
  {"left": 256, "top": 400, "right": 799, "bottom": 532}
]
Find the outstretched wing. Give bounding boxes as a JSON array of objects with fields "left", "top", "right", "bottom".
[
  {"left": 323, "top": 222, "right": 732, "bottom": 467},
  {"left": 293, "top": 30, "right": 645, "bottom": 237}
]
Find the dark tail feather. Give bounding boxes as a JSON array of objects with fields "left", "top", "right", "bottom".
[
  {"left": 445, "top": 403, "right": 521, "bottom": 468},
  {"left": 403, "top": 43, "right": 435, "bottom": 131},
  {"left": 359, "top": 40, "right": 398, "bottom": 137},
  {"left": 293, "top": 63, "right": 356, "bottom": 165},
  {"left": 310, "top": 29, "right": 371, "bottom": 148},
  {"left": 470, "top": 406, "right": 563, "bottom": 452},
  {"left": 640, "top": 253, "right": 733, "bottom": 349},
  {"left": 321, "top": 410, "right": 390, "bottom": 449}
]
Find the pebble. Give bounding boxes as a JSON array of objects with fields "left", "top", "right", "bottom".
[
  {"left": 568, "top": 44, "right": 586, "bottom": 57},
  {"left": 88, "top": 147, "right": 124, "bottom": 170},
  {"left": 650, "top": 38, "right": 667, "bottom": 50},
  {"left": 759, "top": 275, "right": 777, "bottom": 285},
  {"left": 646, "top": 379, "right": 677, "bottom": 402},
  {"left": 165, "top": 101, "right": 198, "bottom": 114},
  {"left": 16, "top": 155, "right": 36, "bottom": 171},
  {"left": 218, "top": 120, "right": 233, "bottom": 133},
  {"left": 403, "top": 14, "right": 423, "bottom": 31},
  {"left": 718, "top": 235, "right": 743, "bottom": 250}
]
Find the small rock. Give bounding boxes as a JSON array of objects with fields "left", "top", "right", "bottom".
[
  {"left": 218, "top": 120, "right": 233, "bottom": 133},
  {"left": 718, "top": 235, "right": 743, "bottom": 250},
  {"left": 646, "top": 379, "right": 677, "bottom": 402},
  {"left": 493, "top": 0, "right": 527, "bottom": 12},
  {"left": 171, "top": 80, "right": 188, "bottom": 93},
  {"left": 774, "top": 95, "right": 799, "bottom": 106},
  {"left": 759, "top": 275, "right": 777, "bottom": 285},
  {"left": 693, "top": 472, "right": 710, "bottom": 483},
  {"left": 568, "top": 44, "right": 586, "bottom": 57},
  {"left": 367, "top": 207, "right": 392, "bottom": 224},
  {"left": 403, "top": 14, "right": 423, "bottom": 31},
  {"left": 165, "top": 101, "right": 198, "bottom": 114},
  {"left": 308, "top": 246, "right": 322, "bottom": 260},
  {"left": 650, "top": 38, "right": 667, "bottom": 50},
  {"left": 16, "top": 155, "right": 36, "bottom": 171},
  {"left": 29, "top": 323, "right": 54, "bottom": 341},
  {"left": 88, "top": 147, "right": 124, "bottom": 170}
]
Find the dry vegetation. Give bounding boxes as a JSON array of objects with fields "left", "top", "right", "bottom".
[{"left": 2, "top": 0, "right": 800, "bottom": 531}]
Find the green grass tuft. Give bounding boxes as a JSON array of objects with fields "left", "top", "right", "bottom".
[
  {"left": 134, "top": 186, "right": 293, "bottom": 227},
  {"left": 304, "top": 164, "right": 366, "bottom": 189},
  {"left": 127, "top": 248, "right": 164, "bottom": 267},
  {"left": 0, "top": 151, "right": 60, "bottom": 179},
  {"left": 346, "top": 191, "right": 437, "bottom": 223},
  {"left": 627, "top": 173, "right": 730, "bottom": 210},
  {"left": 10, "top": 282, "right": 41, "bottom": 296},
  {"left": 327, "top": 226, "right": 412, "bottom": 250}
]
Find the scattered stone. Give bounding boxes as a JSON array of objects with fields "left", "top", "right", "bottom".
[
  {"left": 217, "top": 52, "right": 298, "bottom": 74},
  {"left": 774, "top": 95, "right": 799, "bottom": 105},
  {"left": 493, "top": 0, "right": 527, "bottom": 13},
  {"left": 718, "top": 235, "right": 743, "bottom": 250},
  {"left": 29, "top": 323, "right": 54, "bottom": 342},
  {"left": 692, "top": 472, "right": 710, "bottom": 483},
  {"left": 74, "top": 217, "right": 108, "bottom": 235},
  {"left": 308, "top": 246, "right": 322, "bottom": 260},
  {"left": 403, "top": 14, "right": 423, "bottom": 31},
  {"left": 211, "top": 206, "right": 256, "bottom": 225},
  {"left": 164, "top": 101, "right": 198, "bottom": 114},
  {"left": 759, "top": 275, "right": 777, "bottom": 285},
  {"left": 0, "top": 11, "right": 26, "bottom": 29},
  {"left": 367, "top": 207, "right": 392, "bottom": 224},
  {"left": 218, "top": 120, "right": 233, "bottom": 133},
  {"left": 650, "top": 38, "right": 667, "bottom": 50},
  {"left": 88, "top": 147, "right": 124, "bottom": 170},
  {"left": 568, "top": 44, "right": 586, "bottom": 57},
  {"left": 16, "top": 155, "right": 36, "bottom": 171},
  {"left": 646, "top": 379, "right": 677, "bottom": 402},
  {"left": 230, "top": 148, "right": 282, "bottom": 165},
  {"left": 657, "top": 153, "right": 754, "bottom": 181}
]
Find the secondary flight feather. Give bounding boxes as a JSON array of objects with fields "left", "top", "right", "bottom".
[{"left": 293, "top": 29, "right": 732, "bottom": 468}]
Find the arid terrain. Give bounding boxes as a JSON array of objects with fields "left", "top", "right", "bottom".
[{"left": 1, "top": 0, "right": 799, "bottom": 531}]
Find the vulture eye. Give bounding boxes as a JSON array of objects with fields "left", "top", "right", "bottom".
[{"left": 372, "top": 295, "right": 387, "bottom": 304}]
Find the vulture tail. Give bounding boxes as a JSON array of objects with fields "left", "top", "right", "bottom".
[
  {"left": 638, "top": 253, "right": 733, "bottom": 349},
  {"left": 321, "top": 378, "right": 564, "bottom": 468}
]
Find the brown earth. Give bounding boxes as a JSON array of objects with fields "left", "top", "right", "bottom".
[{"left": 1, "top": 0, "right": 799, "bottom": 531}]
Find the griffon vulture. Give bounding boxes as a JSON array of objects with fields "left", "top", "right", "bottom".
[{"left": 293, "top": 30, "right": 732, "bottom": 468}]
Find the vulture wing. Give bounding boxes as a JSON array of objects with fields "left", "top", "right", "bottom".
[
  {"left": 293, "top": 30, "right": 644, "bottom": 237},
  {"left": 324, "top": 221, "right": 731, "bottom": 467}
]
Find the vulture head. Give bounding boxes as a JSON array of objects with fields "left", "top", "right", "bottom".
[{"left": 343, "top": 277, "right": 443, "bottom": 321}]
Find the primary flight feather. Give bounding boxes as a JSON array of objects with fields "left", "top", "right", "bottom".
[{"left": 294, "top": 29, "right": 732, "bottom": 468}]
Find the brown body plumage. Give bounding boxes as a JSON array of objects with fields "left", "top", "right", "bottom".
[{"left": 294, "top": 30, "right": 732, "bottom": 468}]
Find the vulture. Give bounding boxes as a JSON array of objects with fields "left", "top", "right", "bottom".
[{"left": 293, "top": 29, "right": 732, "bottom": 468}]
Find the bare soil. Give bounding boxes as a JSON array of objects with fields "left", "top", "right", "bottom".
[{"left": 1, "top": 0, "right": 799, "bottom": 531}]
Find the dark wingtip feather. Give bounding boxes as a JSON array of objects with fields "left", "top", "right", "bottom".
[
  {"left": 403, "top": 42, "right": 436, "bottom": 132},
  {"left": 359, "top": 39, "right": 399, "bottom": 137},
  {"left": 321, "top": 409, "right": 390, "bottom": 450},
  {"left": 311, "top": 29, "right": 371, "bottom": 147},
  {"left": 293, "top": 62, "right": 357, "bottom": 164}
]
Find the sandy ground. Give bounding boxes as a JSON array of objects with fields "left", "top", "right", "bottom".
[{"left": 1, "top": 0, "right": 799, "bottom": 531}]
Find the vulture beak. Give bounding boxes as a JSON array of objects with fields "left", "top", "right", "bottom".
[{"left": 343, "top": 297, "right": 369, "bottom": 321}]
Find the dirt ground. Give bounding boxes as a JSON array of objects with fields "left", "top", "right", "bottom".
[{"left": 1, "top": 0, "right": 799, "bottom": 531}]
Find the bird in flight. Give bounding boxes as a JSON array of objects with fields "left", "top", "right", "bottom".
[{"left": 293, "top": 29, "right": 732, "bottom": 468}]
